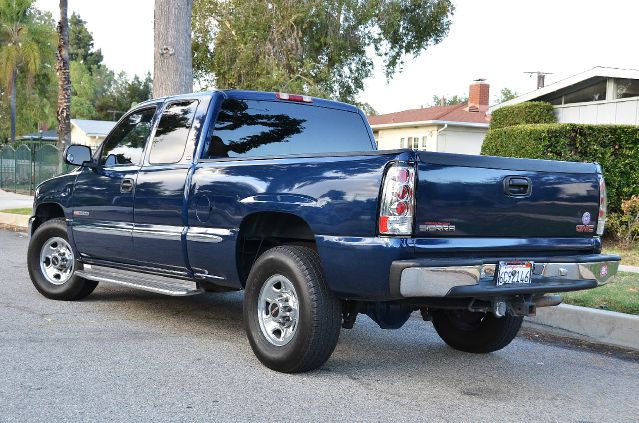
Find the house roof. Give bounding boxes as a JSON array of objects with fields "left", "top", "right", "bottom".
[
  {"left": 71, "top": 119, "right": 116, "bottom": 137},
  {"left": 490, "top": 66, "right": 639, "bottom": 112},
  {"left": 368, "top": 103, "right": 490, "bottom": 129}
]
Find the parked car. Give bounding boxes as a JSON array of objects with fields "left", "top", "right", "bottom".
[{"left": 27, "top": 90, "right": 619, "bottom": 372}]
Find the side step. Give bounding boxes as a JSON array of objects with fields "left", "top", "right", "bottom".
[{"left": 75, "top": 264, "right": 204, "bottom": 296}]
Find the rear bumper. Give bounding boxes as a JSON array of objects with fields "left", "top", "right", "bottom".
[{"left": 389, "top": 254, "right": 620, "bottom": 298}]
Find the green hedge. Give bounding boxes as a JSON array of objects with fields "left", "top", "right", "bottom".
[
  {"left": 481, "top": 123, "right": 639, "bottom": 213},
  {"left": 490, "top": 102, "right": 557, "bottom": 129}
]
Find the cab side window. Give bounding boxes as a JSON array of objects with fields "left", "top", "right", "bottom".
[
  {"left": 100, "top": 107, "right": 156, "bottom": 166},
  {"left": 149, "top": 100, "right": 199, "bottom": 164}
]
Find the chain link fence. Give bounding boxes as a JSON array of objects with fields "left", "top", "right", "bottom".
[{"left": 0, "top": 142, "right": 72, "bottom": 195}]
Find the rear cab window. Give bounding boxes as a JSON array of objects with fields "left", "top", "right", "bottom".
[{"left": 202, "top": 98, "right": 373, "bottom": 159}]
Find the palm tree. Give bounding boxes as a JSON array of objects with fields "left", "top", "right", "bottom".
[
  {"left": 56, "top": 0, "right": 70, "bottom": 172},
  {"left": 0, "top": 0, "right": 40, "bottom": 143}
]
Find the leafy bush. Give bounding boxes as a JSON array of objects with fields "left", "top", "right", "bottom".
[
  {"left": 618, "top": 196, "right": 639, "bottom": 247},
  {"left": 481, "top": 123, "right": 639, "bottom": 216},
  {"left": 489, "top": 102, "right": 557, "bottom": 129}
]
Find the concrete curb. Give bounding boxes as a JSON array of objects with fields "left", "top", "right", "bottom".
[
  {"left": 0, "top": 212, "right": 29, "bottom": 229},
  {"left": 524, "top": 304, "right": 639, "bottom": 351}
]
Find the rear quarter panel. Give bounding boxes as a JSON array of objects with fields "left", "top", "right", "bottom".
[{"left": 186, "top": 152, "right": 406, "bottom": 293}]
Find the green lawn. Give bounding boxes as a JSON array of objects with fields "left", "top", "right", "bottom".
[
  {"left": 0, "top": 208, "right": 32, "bottom": 215},
  {"left": 561, "top": 271, "right": 639, "bottom": 315},
  {"left": 604, "top": 241, "right": 639, "bottom": 267}
]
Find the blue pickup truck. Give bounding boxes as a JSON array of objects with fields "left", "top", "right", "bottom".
[{"left": 27, "top": 90, "right": 619, "bottom": 373}]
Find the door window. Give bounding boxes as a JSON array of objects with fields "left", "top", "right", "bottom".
[
  {"left": 149, "top": 100, "right": 199, "bottom": 164},
  {"left": 100, "top": 107, "right": 156, "bottom": 166}
]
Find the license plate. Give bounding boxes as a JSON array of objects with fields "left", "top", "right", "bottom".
[{"left": 496, "top": 261, "right": 533, "bottom": 286}]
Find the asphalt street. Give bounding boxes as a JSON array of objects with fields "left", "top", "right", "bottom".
[{"left": 1, "top": 229, "right": 638, "bottom": 422}]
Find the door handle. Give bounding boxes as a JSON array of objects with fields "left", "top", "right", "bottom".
[
  {"left": 120, "top": 178, "right": 134, "bottom": 193},
  {"left": 503, "top": 176, "right": 531, "bottom": 196}
]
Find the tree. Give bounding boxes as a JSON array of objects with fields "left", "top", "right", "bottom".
[
  {"left": 70, "top": 61, "right": 97, "bottom": 118},
  {"left": 496, "top": 87, "right": 518, "bottom": 104},
  {"left": 94, "top": 71, "right": 152, "bottom": 121},
  {"left": 431, "top": 95, "right": 467, "bottom": 106},
  {"left": 0, "top": 0, "right": 42, "bottom": 142},
  {"left": 0, "top": 5, "right": 56, "bottom": 142},
  {"left": 56, "top": 0, "right": 70, "bottom": 171},
  {"left": 68, "top": 12, "right": 103, "bottom": 71},
  {"left": 153, "top": 0, "right": 193, "bottom": 97},
  {"left": 192, "top": 0, "right": 454, "bottom": 103}
]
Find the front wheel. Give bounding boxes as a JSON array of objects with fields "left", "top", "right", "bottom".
[
  {"left": 27, "top": 218, "right": 98, "bottom": 300},
  {"left": 432, "top": 309, "right": 523, "bottom": 353},
  {"left": 243, "top": 245, "right": 341, "bottom": 373}
]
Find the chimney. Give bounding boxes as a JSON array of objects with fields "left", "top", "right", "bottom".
[{"left": 468, "top": 79, "right": 489, "bottom": 110}]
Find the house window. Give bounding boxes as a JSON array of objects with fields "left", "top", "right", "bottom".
[
  {"left": 407, "top": 137, "right": 412, "bottom": 149},
  {"left": 400, "top": 137, "right": 405, "bottom": 148},
  {"left": 413, "top": 137, "right": 419, "bottom": 150},
  {"left": 563, "top": 80, "right": 607, "bottom": 104},
  {"left": 422, "top": 136, "right": 427, "bottom": 149},
  {"left": 616, "top": 78, "right": 639, "bottom": 99}
]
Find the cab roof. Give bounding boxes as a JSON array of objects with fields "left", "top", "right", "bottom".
[{"left": 136, "top": 89, "right": 361, "bottom": 113}]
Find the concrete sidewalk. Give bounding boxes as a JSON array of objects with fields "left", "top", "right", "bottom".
[
  {"left": 0, "top": 189, "right": 33, "bottom": 210},
  {"left": 620, "top": 264, "right": 639, "bottom": 273}
]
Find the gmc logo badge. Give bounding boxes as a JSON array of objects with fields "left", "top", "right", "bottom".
[{"left": 576, "top": 224, "right": 595, "bottom": 233}]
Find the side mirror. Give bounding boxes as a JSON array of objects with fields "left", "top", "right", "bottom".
[{"left": 64, "top": 144, "right": 92, "bottom": 166}]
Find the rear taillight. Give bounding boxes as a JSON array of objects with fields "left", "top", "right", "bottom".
[
  {"left": 597, "top": 175, "right": 607, "bottom": 236},
  {"left": 379, "top": 163, "right": 415, "bottom": 236}
]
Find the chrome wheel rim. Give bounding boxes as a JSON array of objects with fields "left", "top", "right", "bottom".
[
  {"left": 257, "top": 274, "right": 299, "bottom": 346},
  {"left": 39, "top": 237, "right": 74, "bottom": 285}
]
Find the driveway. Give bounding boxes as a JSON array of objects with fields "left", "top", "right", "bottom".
[{"left": 1, "top": 229, "right": 638, "bottom": 422}]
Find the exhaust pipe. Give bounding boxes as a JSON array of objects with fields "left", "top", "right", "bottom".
[{"left": 533, "top": 295, "right": 562, "bottom": 308}]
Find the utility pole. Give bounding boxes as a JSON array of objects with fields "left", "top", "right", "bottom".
[{"left": 524, "top": 71, "right": 553, "bottom": 89}]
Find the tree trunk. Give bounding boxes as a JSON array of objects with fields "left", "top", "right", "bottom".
[
  {"left": 56, "top": 0, "right": 71, "bottom": 173},
  {"left": 9, "top": 68, "right": 17, "bottom": 143},
  {"left": 153, "top": 0, "right": 193, "bottom": 98}
]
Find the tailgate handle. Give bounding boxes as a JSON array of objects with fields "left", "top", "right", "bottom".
[{"left": 504, "top": 176, "right": 531, "bottom": 196}]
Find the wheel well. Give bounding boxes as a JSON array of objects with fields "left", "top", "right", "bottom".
[
  {"left": 32, "top": 203, "right": 65, "bottom": 235},
  {"left": 236, "top": 212, "right": 316, "bottom": 285}
]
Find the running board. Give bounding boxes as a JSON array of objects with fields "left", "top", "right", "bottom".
[{"left": 75, "top": 264, "right": 204, "bottom": 296}]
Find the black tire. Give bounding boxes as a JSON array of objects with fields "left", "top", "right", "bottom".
[
  {"left": 243, "top": 245, "right": 341, "bottom": 373},
  {"left": 432, "top": 309, "right": 523, "bottom": 353},
  {"left": 27, "top": 218, "right": 98, "bottom": 301}
]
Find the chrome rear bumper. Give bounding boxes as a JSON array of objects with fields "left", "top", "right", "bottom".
[{"left": 390, "top": 255, "right": 620, "bottom": 298}]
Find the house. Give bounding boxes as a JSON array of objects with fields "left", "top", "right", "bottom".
[
  {"left": 490, "top": 67, "right": 639, "bottom": 124},
  {"left": 70, "top": 119, "right": 116, "bottom": 149},
  {"left": 368, "top": 81, "right": 491, "bottom": 155}
]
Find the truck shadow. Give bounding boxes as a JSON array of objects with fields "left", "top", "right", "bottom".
[{"left": 83, "top": 285, "right": 623, "bottom": 403}]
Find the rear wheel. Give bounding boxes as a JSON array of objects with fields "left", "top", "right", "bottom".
[
  {"left": 27, "top": 218, "right": 98, "bottom": 300},
  {"left": 243, "top": 245, "right": 341, "bottom": 373},
  {"left": 432, "top": 309, "right": 523, "bottom": 353}
]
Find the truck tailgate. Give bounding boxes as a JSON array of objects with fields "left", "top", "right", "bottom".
[{"left": 414, "top": 152, "right": 601, "bottom": 238}]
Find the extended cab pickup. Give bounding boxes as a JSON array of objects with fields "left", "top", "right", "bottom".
[{"left": 27, "top": 90, "right": 620, "bottom": 373}]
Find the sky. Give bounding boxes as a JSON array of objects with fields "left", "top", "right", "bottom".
[{"left": 36, "top": 0, "right": 638, "bottom": 114}]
